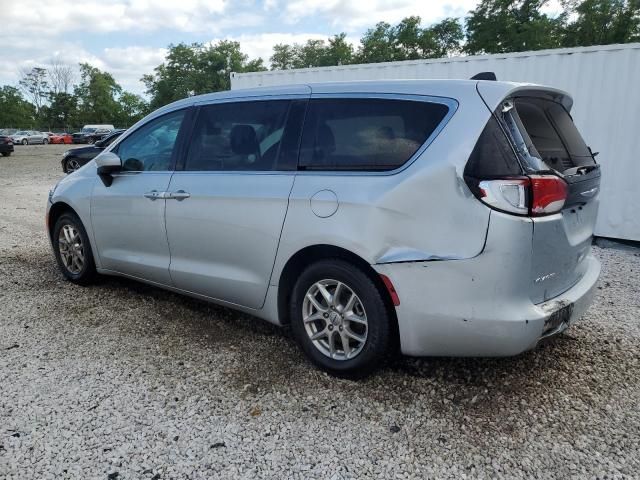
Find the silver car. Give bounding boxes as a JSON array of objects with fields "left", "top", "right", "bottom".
[
  {"left": 46, "top": 80, "right": 601, "bottom": 376},
  {"left": 12, "top": 130, "right": 48, "bottom": 145}
]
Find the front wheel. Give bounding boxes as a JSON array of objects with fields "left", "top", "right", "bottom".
[
  {"left": 22, "top": 139, "right": 28, "bottom": 145},
  {"left": 290, "top": 259, "right": 393, "bottom": 377},
  {"left": 1, "top": 152, "right": 10, "bottom": 157},
  {"left": 52, "top": 212, "right": 96, "bottom": 284},
  {"left": 65, "top": 157, "right": 81, "bottom": 173}
]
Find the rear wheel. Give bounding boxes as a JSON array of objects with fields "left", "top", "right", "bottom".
[
  {"left": 43, "top": 138, "right": 49, "bottom": 144},
  {"left": 52, "top": 212, "right": 96, "bottom": 284},
  {"left": 290, "top": 259, "right": 393, "bottom": 377}
]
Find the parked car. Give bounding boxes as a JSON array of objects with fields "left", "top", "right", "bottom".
[
  {"left": 49, "top": 133, "right": 73, "bottom": 144},
  {"left": 12, "top": 130, "right": 48, "bottom": 145},
  {"left": 0, "top": 135, "right": 14, "bottom": 156},
  {"left": 46, "top": 79, "right": 601, "bottom": 376},
  {"left": 72, "top": 124, "right": 115, "bottom": 144},
  {"left": 61, "top": 129, "right": 125, "bottom": 173}
]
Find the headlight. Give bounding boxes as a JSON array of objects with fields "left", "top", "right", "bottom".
[{"left": 62, "top": 150, "right": 70, "bottom": 158}]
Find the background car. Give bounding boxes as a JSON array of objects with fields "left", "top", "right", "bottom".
[
  {"left": 49, "top": 133, "right": 73, "bottom": 144},
  {"left": 11, "top": 130, "right": 48, "bottom": 145},
  {"left": 0, "top": 135, "right": 14, "bottom": 156},
  {"left": 72, "top": 125, "right": 114, "bottom": 144},
  {"left": 62, "top": 129, "right": 125, "bottom": 173}
]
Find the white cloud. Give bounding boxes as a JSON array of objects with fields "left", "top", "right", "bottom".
[
  {"left": 1, "top": 0, "right": 227, "bottom": 35},
  {"left": 283, "top": 0, "right": 479, "bottom": 30}
]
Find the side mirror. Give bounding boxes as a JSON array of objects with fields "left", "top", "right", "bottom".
[{"left": 95, "top": 151, "right": 122, "bottom": 187}]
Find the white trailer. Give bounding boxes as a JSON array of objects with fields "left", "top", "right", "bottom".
[{"left": 232, "top": 43, "right": 640, "bottom": 242}]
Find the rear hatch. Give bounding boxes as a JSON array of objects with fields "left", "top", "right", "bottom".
[
  {"left": 467, "top": 87, "right": 600, "bottom": 304},
  {"left": 507, "top": 95, "right": 600, "bottom": 302}
]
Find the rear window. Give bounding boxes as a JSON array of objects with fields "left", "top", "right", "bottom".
[
  {"left": 501, "top": 97, "right": 595, "bottom": 173},
  {"left": 299, "top": 98, "right": 449, "bottom": 171}
]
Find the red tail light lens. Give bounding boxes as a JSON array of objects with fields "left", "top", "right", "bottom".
[
  {"left": 529, "top": 175, "right": 568, "bottom": 216},
  {"left": 474, "top": 174, "right": 568, "bottom": 217}
]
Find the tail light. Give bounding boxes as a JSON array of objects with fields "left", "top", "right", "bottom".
[
  {"left": 528, "top": 175, "right": 568, "bottom": 216},
  {"left": 474, "top": 175, "right": 568, "bottom": 217}
]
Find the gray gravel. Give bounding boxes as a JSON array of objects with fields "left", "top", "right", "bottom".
[{"left": 1, "top": 145, "right": 639, "bottom": 479}]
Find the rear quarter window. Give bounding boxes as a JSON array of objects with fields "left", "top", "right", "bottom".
[{"left": 299, "top": 98, "right": 450, "bottom": 171}]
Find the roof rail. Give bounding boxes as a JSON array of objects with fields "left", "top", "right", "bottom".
[{"left": 470, "top": 72, "right": 497, "bottom": 81}]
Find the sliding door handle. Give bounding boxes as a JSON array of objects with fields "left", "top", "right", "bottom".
[
  {"left": 166, "top": 190, "right": 190, "bottom": 201},
  {"left": 144, "top": 190, "right": 162, "bottom": 200}
]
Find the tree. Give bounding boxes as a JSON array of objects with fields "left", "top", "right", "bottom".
[
  {"left": 0, "top": 86, "right": 36, "bottom": 128},
  {"left": 116, "top": 91, "right": 149, "bottom": 127},
  {"left": 465, "top": 0, "right": 565, "bottom": 54},
  {"left": 18, "top": 67, "right": 49, "bottom": 116},
  {"left": 75, "top": 63, "right": 122, "bottom": 125},
  {"left": 357, "top": 17, "right": 464, "bottom": 63},
  {"left": 269, "top": 34, "right": 354, "bottom": 70},
  {"left": 41, "top": 92, "right": 78, "bottom": 129},
  {"left": 561, "top": 0, "right": 640, "bottom": 46},
  {"left": 47, "top": 59, "right": 75, "bottom": 96},
  {"left": 270, "top": 44, "right": 298, "bottom": 70},
  {"left": 143, "top": 41, "right": 265, "bottom": 109}
]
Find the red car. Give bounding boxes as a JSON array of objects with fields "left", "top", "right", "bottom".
[{"left": 49, "top": 133, "right": 73, "bottom": 144}]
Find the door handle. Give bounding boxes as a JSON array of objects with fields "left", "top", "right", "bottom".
[
  {"left": 144, "top": 190, "right": 162, "bottom": 200},
  {"left": 166, "top": 190, "right": 190, "bottom": 201}
]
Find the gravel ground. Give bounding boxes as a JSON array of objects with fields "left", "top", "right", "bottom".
[{"left": 1, "top": 145, "right": 639, "bottom": 479}]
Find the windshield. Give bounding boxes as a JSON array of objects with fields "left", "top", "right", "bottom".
[
  {"left": 82, "top": 128, "right": 97, "bottom": 134},
  {"left": 15, "top": 131, "right": 27, "bottom": 135}
]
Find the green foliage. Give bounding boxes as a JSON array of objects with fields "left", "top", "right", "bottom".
[
  {"left": 465, "top": 0, "right": 565, "bottom": 54},
  {"left": 18, "top": 67, "right": 49, "bottom": 114},
  {"left": 270, "top": 34, "right": 355, "bottom": 69},
  {"left": 41, "top": 92, "right": 78, "bottom": 128},
  {"left": 74, "top": 63, "right": 123, "bottom": 125},
  {"left": 561, "top": 0, "right": 640, "bottom": 46},
  {"left": 143, "top": 41, "right": 266, "bottom": 110},
  {"left": 0, "top": 86, "right": 36, "bottom": 128}
]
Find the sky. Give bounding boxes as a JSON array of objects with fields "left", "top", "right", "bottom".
[{"left": 0, "top": 0, "right": 561, "bottom": 97}]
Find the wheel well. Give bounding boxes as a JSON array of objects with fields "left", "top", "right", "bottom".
[
  {"left": 47, "top": 202, "right": 76, "bottom": 238},
  {"left": 277, "top": 245, "right": 399, "bottom": 342}
]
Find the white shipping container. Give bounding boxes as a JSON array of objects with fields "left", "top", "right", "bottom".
[{"left": 232, "top": 43, "right": 640, "bottom": 241}]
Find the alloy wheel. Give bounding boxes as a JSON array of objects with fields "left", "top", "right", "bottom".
[
  {"left": 302, "top": 279, "right": 368, "bottom": 360},
  {"left": 58, "top": 224, "right": 85, "bottom": 274},
  {"left": 66, "top": 158, "right": 81, "bottom": 172}
]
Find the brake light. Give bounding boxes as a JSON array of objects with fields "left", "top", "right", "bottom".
[
  {"left": 474, "top": 175, "right": 568, "bottom": 217},
  {"left": 528, "top": 175, "right": 568, "bottom": 216}
]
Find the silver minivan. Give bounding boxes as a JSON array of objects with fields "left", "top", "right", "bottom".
[{"left": 46, "top": 80, "right": 601, "bottom": 376}]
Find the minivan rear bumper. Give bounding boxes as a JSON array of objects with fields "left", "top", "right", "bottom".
[
  {"left": 375, "top": 254, "right": 599, "bottom": 357},
  {"left": 373, "top": 211, "right": 601, "bottom": 357}
]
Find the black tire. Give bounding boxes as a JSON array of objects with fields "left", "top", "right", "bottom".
[
  {"left": 52, "top": 212, "right": 97, "bottom": 285},
  {"left": 290, "top": 259, "right": 393, "bottom": 377},
  {"left": 1, "top": 152, "right": 10, "bottom": 157},
  {"left": 65, "top": 157, "right": 80, "bottom": 173},
  {"left": 43, "top": 138, "right": 49, "bottom": 145},
  {"left": 22, "top": 139, "right": 28, "bottom": 145}
]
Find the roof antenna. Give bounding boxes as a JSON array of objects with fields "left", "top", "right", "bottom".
[{"left": 470, "top": 72, "right": 497, "bottom": 81}]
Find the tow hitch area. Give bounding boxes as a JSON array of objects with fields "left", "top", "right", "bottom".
[{"left": 542, "top": 302, "right": 574, "bottom": 336}]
